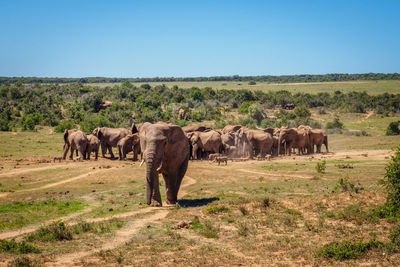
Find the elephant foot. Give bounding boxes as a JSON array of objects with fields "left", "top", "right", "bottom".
[
  {"left": 150, "top": 200, "right": 162, "bottom": 207},
  {"left": 166, "top": 199, "right": 177, "bottom": 206}
]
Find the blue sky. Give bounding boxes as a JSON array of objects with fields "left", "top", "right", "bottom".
[{"left": 0, "top": 0, "right": 399, "bottom": 77}]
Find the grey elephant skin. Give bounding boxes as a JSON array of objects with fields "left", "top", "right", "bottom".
[
  {"left": 86, "top": 134, "right": 100, "bottom": 160},
  {"left": 93, "top": 127, "right": 129, "bottom": 158},
  {"left": 63, "top": 130, "right": 88, "bottom": 160},
  {"left": 117, "top": 133, "right": 140, "bottom": 160},
  {"left": 139, "top": 122, "right": 190, "bottom": 207}
]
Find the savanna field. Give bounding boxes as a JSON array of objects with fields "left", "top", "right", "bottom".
[{"left": 1, "top": 80, "right": 400, "bottom": 266}]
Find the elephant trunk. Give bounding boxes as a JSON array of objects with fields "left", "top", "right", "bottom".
[
  {"left": 278, "top": 135, "right": 282, "bottom": 156},
  {"left": 144, "top": 145, "right": 162, "bottom": 206}
]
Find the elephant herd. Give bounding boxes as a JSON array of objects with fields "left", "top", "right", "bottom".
[
  {"left": 183, "top": 124, "right": 328, "bottom": 160},
  {"left": 61, "top": 122, "right": 328, "bottom": 206}
]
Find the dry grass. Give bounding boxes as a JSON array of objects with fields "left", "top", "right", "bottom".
[{"left": 0, "top": 118, "right": 400, "bottom": 265}]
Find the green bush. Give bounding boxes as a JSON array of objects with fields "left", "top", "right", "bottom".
[
  {"left": 238, "top": 101, "right": 254, "bottom": 114},
  {"left": 317, "top": 240, "right": 382, "bottom": 260},
  {"left": 248, "top": 103, "right": 265, "bottom": 124},
  {"left": 315, "top": 160, "right": 326, "bottom": 173},
  {"left": 386, "top": 121, "right": 400, "bottom": 136},
  {"left": 26, "top": 221, "right": 72, "bottom": 242},
  {"left": 175, "top": 120, "right": 188, "bottom": 127},
  {"left": 326, "top": 114, "right": 344, "bottom": 129},
  {"left": 380, "top": 146, "right": 400, "bottom": 215},
  {"left": 54, "top": 120, "right": 75, "bottom": 133},
  {"left": 205, "top": 205, "right": 229, "bottom": 214},
  {"left": 0, "top": 239, "right": 40, "bottom": 254},
  {"left": 80, "top": 115, "right": 113, "bottom": 133}
]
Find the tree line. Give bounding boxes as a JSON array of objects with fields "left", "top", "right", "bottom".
[
  {"left": 0, "top": 81, "right": 399, "bottom": 132},
  {"left": 0, "top": 73, "right": 399, "bottom": 84}
]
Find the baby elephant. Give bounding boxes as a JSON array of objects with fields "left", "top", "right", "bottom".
[
  {"left": 117, "top": 134, "right": 140, "bottom": 161},
  {"left": 213, "top": 156, "right": 228, "bottom": 165},
  {"left": 86, "top": 134, "right": 100, "bottom": 160}
]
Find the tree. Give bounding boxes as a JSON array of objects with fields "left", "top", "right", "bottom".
[
  {"left": 386, "top": 121, "right": 400, "bottom": 136},
  {"left": 248, "top": 103, "right": 265, "bottom": 124}
]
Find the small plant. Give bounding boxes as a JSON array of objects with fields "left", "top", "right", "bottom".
[
  {"left": 315, "top": 160, "right": 326, "bottom": 173},
  {"left": 317, "top": 240, "right": 382, "bottom": 260},
  {"left": 326, "top": 114, "right": 344, "bottom": 129},
  {"left": 0, "top": 239, "right": 40, "bottom": 254},
  {"left": 239, "top": 206, "right": 248, "bottom": 216},
  {"left": 332, "top": 176, "right": 363, "bottom": 193},
  {"left": 237, "top": 222, "right": 249, "bottom": 236},
  {"left": 190, "top": 217, "right": 219, "bottom": 238},
  {"left": 7, "top": 256, "right": 41, "bottom": 267},
  {"left": 26, "top": 221, "right": 72, "bottom": 242},
  {"left": 205, "top": 205, "right": 229, "bottom": 214}
]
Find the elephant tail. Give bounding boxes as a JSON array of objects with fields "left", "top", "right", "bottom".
[{"left": 64, "top": 129, "right": 69, "bottom": 144}]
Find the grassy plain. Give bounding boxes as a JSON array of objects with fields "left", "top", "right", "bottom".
[
  {"left": 90, "top": 80, "right": 400, "bottom": 94},
  {"left": 0, "top": 113, "right": 400, "bottom": 266}
]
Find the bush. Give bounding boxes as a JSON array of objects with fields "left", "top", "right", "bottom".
[
  {"left": 315, "top": 160, "right": 326, "bottom": 173},
  {"left": 26, "top": 221, "right": 72, "bottom": 242},
  {"left": 175, "top": 120, "right": 188, "bottom": 127},
  {"left": 79, "top": 115, "right": 113, "bottom": 133},
  {"left": 248, "top": 81, "right": 256, "bottom": 85},
  {"left": 317, "top": 240, "right": 382, "bottom": 260},
  {"left": 54, "top": 120, "right": 75, "bottom": 133},
  {"left": 380, "top": 146, "right": 400, "bottom": 215},
  {"left": 326, "top": 114, "right": 344, "bottom": 129},
  {"left": 0, "top": 239, "right": 40, "bottom": 254},
  {"left": 238, "top": 101, "right": 254, "bottom": 114},
  {"left": 248, "top": 103, "right": 265, "bottom": 124},
  {"left": 386, "top": 121, "right": 400, "bottom": 136},
  {"left": 206, "top": 205, "right": 229, "bottom": 214},
  {"left": 214, "top": 119, "right": 227, "bottom": 129}
]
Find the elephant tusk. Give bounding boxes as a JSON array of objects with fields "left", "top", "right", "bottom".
[
  {"left": 156, "top": 161, "right": 163, "bottom": 173},
  {"left": 139, "top": 159, "right": 145, "bottom": 167}
]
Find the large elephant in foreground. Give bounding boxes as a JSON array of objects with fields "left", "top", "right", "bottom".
[
  {"left": 188, "top": 130, "right": 222, "bottom": 160},
  {"left": 139, "top": 122, "right": 190, "bottom": 206},
  {"left": 63, "top": 130, "right": 88, "bottom": 160},
  {"left": 93, "top": 127, "right": 129, "bottom": 158}
]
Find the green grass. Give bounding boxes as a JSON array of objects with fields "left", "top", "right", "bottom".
[
  {"left": 0, "top": 200, "right": 86, "bottom": 230},
  {"left": 0, "top": 239, "right": 40, "bottom": 254},
  {"left": 317, "top": 240, "right": 383, "bottom": 260},
  {"left": 90, "top": 80, "right": 400, "bottom": 95}
]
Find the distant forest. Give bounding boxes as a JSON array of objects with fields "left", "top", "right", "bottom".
[{"left": 0, "top": 73, "right": 399, "bottom": 84}]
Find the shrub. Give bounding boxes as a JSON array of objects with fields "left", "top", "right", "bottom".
[
  {"left": 206, "top": 205, "right": 229, "bottom": 214},
  {"left": 238, "top": 101, "right": 254, "bottom": 114},
  {"left": 332, "top": 176, "right": 363, "bottom": 193},
  {"left": 175, "top": 120, "right": 188, "bottom": 127},
  {"left": 26, "top": 221, "right": 72, "bottom": 242},
  {"left": 248, "top": 81, "right": 256, "bottom": 85},
  {"left": 315, "top": 160, "right": 326, "bottom": 173},
  {"left": 317, "top": 240, "right": 382, "bottom": 260},
  {"left": 326, "top": 114, "right": 344, "bottom": 129},
  {"left": 380, "top": 146, "right": 400, "bottom": 215},
  {"left": 214, "top": 119, "right": 227, "bottom": 129},
  {"left": 0, "top": 239, "right": 40, "bottom": 254},
  {"left": 248, "top": 103, "right": 265, "bottom": 124},
  {"left": 386, "top": 121, "right": 400, "bottom": 136},
  {"left": 54, "top": 120, "right": 75, "bottom": 133},
  {"left": 79, "top": 115, "right": 113, "bottom": 133}
]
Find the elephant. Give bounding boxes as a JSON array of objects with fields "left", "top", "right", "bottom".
[
  {"left": 178, "top": 108, "right": 186, "bottom": 120},
  {"left": 117, "top": 133, "right": 140, "bottom": 160},
  {"left": 86, "top": 134, "right": 100, "bottom": 160},
  {"left": 221, "top": 132, "right": 235, "bottom": 154},
  {"left": 139, "top": 122, "right": 190, "bottom": 206},
  {"left": 222, "top": 125, "right": 242, "bottom": 134},
  {"left": 243, "top": 128, "right": 273, "bottom": 157},
  {"left": 62, "top": 129, "right": 88, "bottom": 160},
  {"left": 93, "top": 127, "right": 129, "bottom": 158},
  {"left": 297, "top": 126, "right": 329, "bottom": 153},
  {"left": 188, "top": 130, "right": 223, "bottom": 160},
  {"left": 182, "top": 125, "right": 211, "bottom": 133},
  {"left": 235, "top": 129, "right": 253, "bottom": 158},
  {"left": 278, "top": 128, "right": 309, "bottom": 156}
]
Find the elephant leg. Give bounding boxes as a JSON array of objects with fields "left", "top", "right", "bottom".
[
  {"left": 147, "top": 174, "right": 162, "bottom": 206},
  {"left": 95, "top": 148, "right": 98, "bottom": 160},
  {"left": 87, "top": 148, "right": 91, "bottom": 160},
  {"left": 100, "top": 143, "right": 107, "bottom": 158},
  {"left": 62, "top": 144, "right": 70, "bottom": 160},
  {"left": 317, "top": 144, "right": 322, "bottom": 153},
  {"left": 133, "top": 147, "right": 138, "bottom": 161},
  {"left": 118, "top": 146, "right": 122, "bottom": 160},
  {"left": 173, "top": 159, "right": 189, "bottom": 203},
  {"left": 163, "top": 173, "right": 176, "bottom": 205},
  {"left": 69, "top": 147, "right": 74, "bottom": 160},
  {"left": 108, "top": 145, "right": 115, "bottom": 158},
  {"left": 78, "top": 146, "right": 85, "bottom": 161}
]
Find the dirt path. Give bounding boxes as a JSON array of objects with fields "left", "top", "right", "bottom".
[
  {"left": 237, "top": 168, "right": 312, "bottom": 180},
  {"left": 0, "top": 163, "right": 81, "bottom": 177},
  {"left": 0, "top": 167, "right": 115, "bottom": 199},
  {"left": 48, "top": 210, "right": 169, "bottom": 267}
]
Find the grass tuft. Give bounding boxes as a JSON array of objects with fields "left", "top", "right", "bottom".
[{"left": 0, "top": 239, "right": 40, "bottom": 254}]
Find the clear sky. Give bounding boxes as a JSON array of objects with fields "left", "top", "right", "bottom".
[{"left": 0, "top": 0, "right": 399, "bottom": 77}]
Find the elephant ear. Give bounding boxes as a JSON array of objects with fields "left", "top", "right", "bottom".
[
  {"left": 97, "top": 128, "right": 103, "bottom": 139},
  {"left": 132, "top": 133, "right": 140, "bottom": 144},
  {"left": 167, "top": 125, "right": 185, "bottom": 145},
  {"left": 131, "top": 123, "right": 138, "bottom": 134}
]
